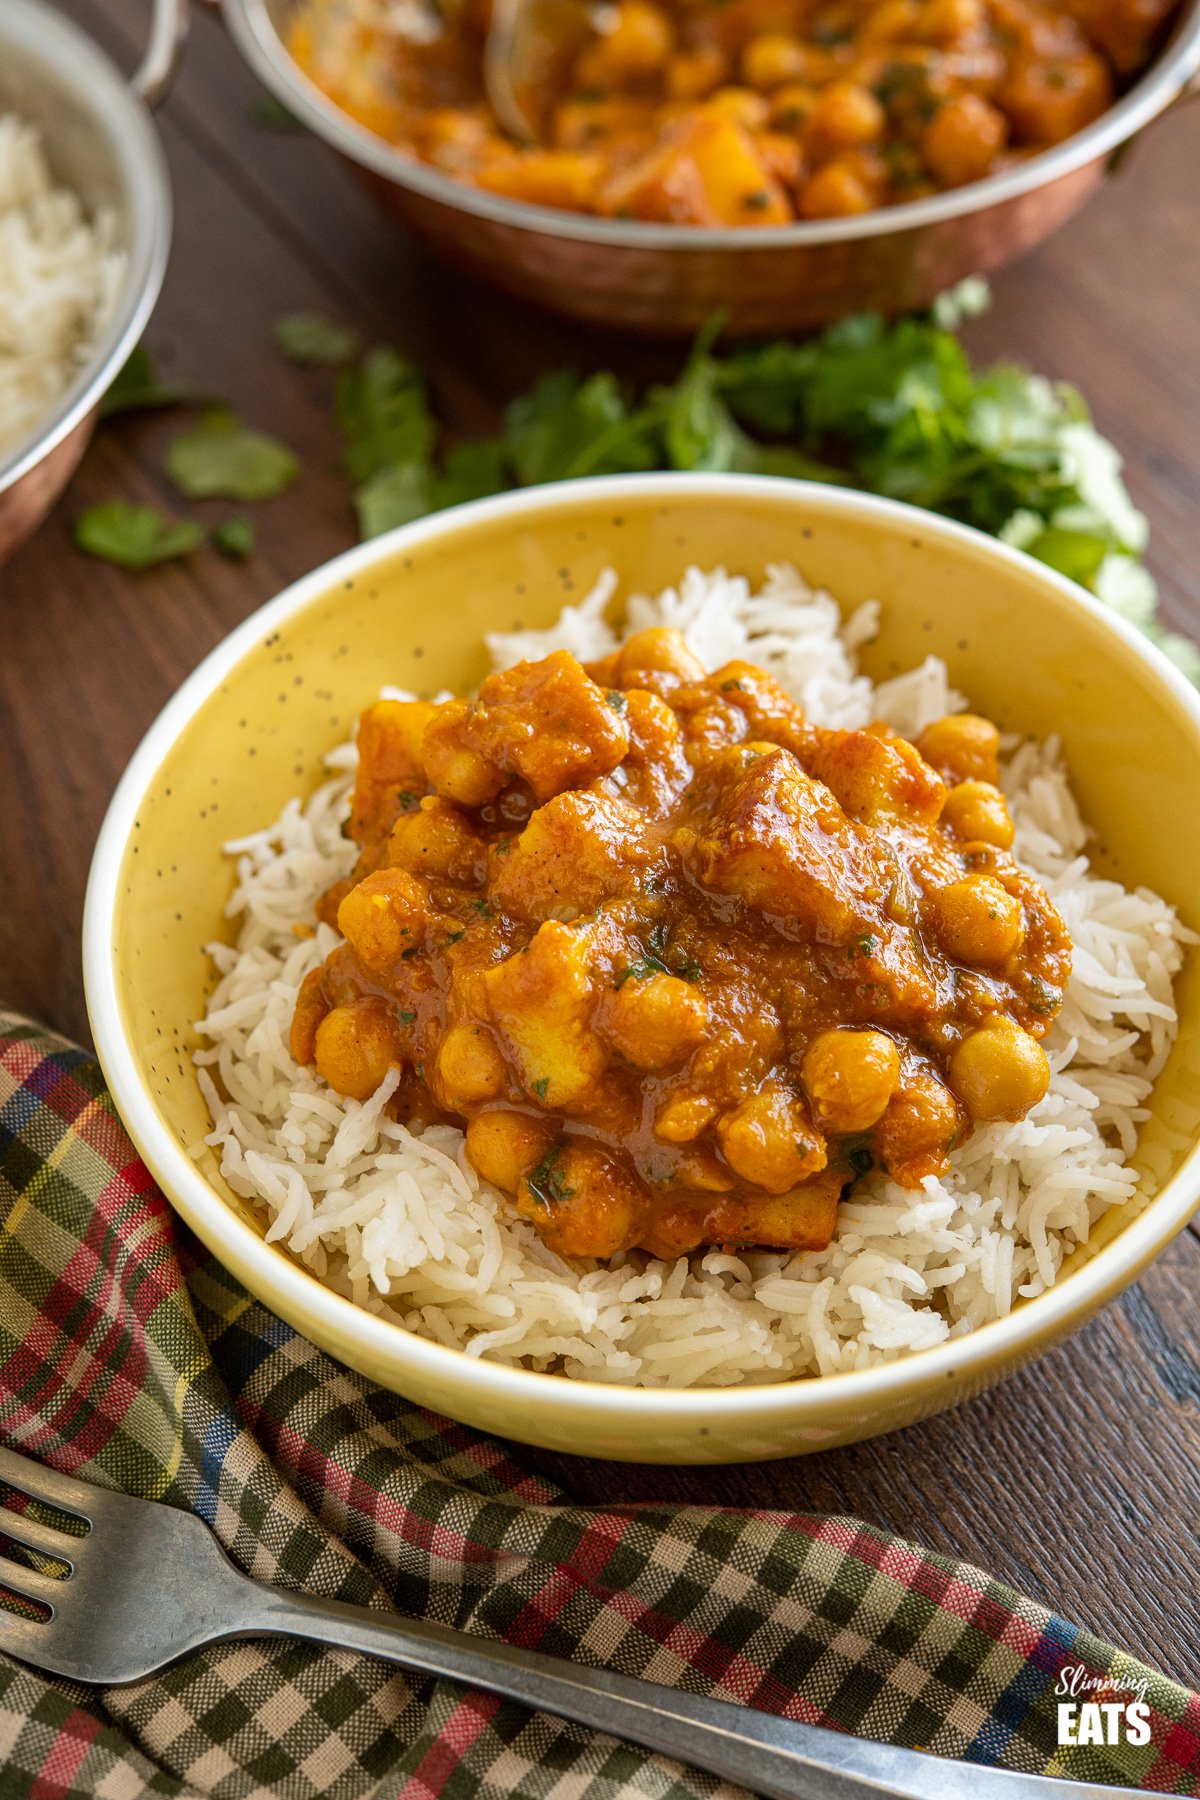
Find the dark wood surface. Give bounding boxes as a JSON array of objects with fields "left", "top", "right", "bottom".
[{"left": 4, "top": 0, "right": 1199, "bottom": 1690}]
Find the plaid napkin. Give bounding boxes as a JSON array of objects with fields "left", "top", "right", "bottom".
[{"left": 1, "top": 1011, "right": 1198, "bottom": 1800}]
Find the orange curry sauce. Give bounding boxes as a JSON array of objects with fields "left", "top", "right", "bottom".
[
  {"left": 287, "top": 0, "right": 1175, "bottom": 225},
  {"left": 291, "top": 630, "right": 1071, "bottom": 1261}
]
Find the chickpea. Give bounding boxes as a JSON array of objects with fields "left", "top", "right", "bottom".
[
  {"left": 575, "top": 1, "right": 674, "bottom": 86},
  {"left": 742, "top": 33, "right": 811, "bottom": 90},
  {"left": 917, "top": 0, "right": 984, "bottom": 42},
  {"left": 799, "top": 159, "right": 873, "bottom": 217},
  {"left": 313, "top": 998, "right": 405, "bottom": 1102},
  {"left": 858, "top": 0, "right": 921, "bottom": 44},
  {"left": 932, "top": 876, "right": 1025, "bottom": 965},
  {"left": 804, "top": 82, "right": 886, "bottom": 159},
  {"left": 614, "top": 626, "right": 706, "bottom": 686},
  {"left": 922, "top": 93, "right": 1007, "bottom": 186},
  {"left": 385, "top": 796, "right": 488, "bottom": 884},
  {"left": 465, "top": 1109, "right": 555, "bottom": 1193},
  {"left": 665, "top": 45, "right": 728, "bottom": 100},
  {"left": 949, "top": 1017, "right": 1050, "bottom": 1121},
  {"left": 602, "top": 972, "right": 709, "bottom": 1071},
  {"left": 290, "top": 966, "right": 329, "bottom": 1066},
  {"left": 942, "top": 779, "right": 1014, "bottom": 849},
  {"left": 916, "top": 712, "right": 1001, "bottom": 784},
  {"left": 716, "top": 1081, "right": 827, "bottom": 1193},
  {"left": 437, "top": 1023, "right": 507, "bottom": 1108},
  {"left": 704, "top": 85, "right": 772, "bottom": 128},
  {"left": 422, "top": 700, "right": 504, "bottom": 808},
  {"left": 802, "top": 1027, "right": 901, "bottom": 1134},
  {"left": 654, "top": 1091, "right": 719, "bottom": 1143},
  {"left": 769, "top": 82, "right": 818, "bottom": 129},
  {"left": 872, "top": 1073, "right": 962, "bottom": 1186},
  {"left": 516, "top": 1139, "right": 646, "bottom": 1259}
]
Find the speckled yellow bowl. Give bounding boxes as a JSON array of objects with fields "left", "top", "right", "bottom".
[{"left": 84, "top": 475, "right": 1200, "bottom": 1463}]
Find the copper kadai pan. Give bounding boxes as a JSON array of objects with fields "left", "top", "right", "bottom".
[{"left": 216, "top": 0, "right": 1200, "bottom": 337}]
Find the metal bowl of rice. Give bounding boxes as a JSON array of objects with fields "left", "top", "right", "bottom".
[
  {"left": 0, "top": 0, "right": 182, "bottom": 564},
  {"left": 83, "top": 474, "right": 1200, "bottom": 1463}
]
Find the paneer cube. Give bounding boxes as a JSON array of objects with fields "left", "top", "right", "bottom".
[
  {"left": 482, "top": 920, "right": 607, "bottom": 1107},
  {"left": 350, "top": 699, "right": 436, "bottom": 838},
  {"left": 688, "top": 746, "right": 889, "bottom": 944},
  {"left": 598, "top": 111, "right": 792, "bottom": 225},
  {"left": 337, "top": 867, "right": 435, "bottom": 972},
  {"left": 489, "top": 790, "right": 660, "bottom": 921},
  {"left": 477, "top": 651, "right": 631, "bottom": 802}
]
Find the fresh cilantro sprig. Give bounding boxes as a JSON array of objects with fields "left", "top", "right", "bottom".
[
  {"left": 89, "top": 292, "right": 1195, "bottom": 684},
  {"left": 334, "top": 283, "right": 1195, "bottom": 681}
]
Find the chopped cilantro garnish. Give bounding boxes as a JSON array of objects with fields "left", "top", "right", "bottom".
[
  {"left": 606, "top": 689, "right": 627, "bottom": 712},
  {"left": 397, "top": 1009, "right": 416, "bottom": 1025},
  {"left": 525, "top": 1141, "right": 576, "bottom": 1208},
  {"left": 531, "top": 1076, "right": 550, "bottom": 1100}
]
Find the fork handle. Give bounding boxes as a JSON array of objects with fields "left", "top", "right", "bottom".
[{"left": 233, "top": 1585, "right": 1144, "bottom": 1800}]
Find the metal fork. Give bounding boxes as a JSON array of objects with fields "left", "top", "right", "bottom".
[{"left": 0, "top": 1446, "right": 1152, "bottom": 1800}]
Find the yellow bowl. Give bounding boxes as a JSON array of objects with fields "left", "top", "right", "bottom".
[{"left": 83, "top": 475, "right": 1200, "bottom": 1464}]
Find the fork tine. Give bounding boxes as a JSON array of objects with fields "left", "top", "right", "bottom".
[
  {"left": 0, "top": 1507, "right": 80, "bottom": 1563},
  {"left": 0, "top": 1447, "right": 94, "bottom": 1524},
  {"left": 0, "top": 1551, "right": 67, "bottom": 1605},
  {"left": 0, "top": 1604, "right": 57, "bottom": 1663}
]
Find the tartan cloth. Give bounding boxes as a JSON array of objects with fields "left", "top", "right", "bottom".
[{"left": 0, "top": 1012, "right": 1198, "bottom": 1800}]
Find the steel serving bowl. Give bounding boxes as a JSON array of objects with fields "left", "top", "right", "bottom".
[
  {"left": 83, "top": 473, "right": 1200, "bottom": 1464},
  {"left": 219, "top": 0, "right": 1200, "bottom": 336},
  {"left": 0, "top": 0, "right": 184, "bottom": 566}
]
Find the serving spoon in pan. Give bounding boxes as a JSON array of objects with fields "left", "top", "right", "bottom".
[{"left": 0, "top": 1445, "right": 1154, "bottom": 1800}]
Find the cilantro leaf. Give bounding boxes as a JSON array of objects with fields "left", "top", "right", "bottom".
[
  {"left": 165, "top": 409, "right": 298, "bottom": 501},
  {"left": 101, "top": 345, "right": 200, "bottom": 416},
  {"left": 74, "top": 503, "right": 205, "bottom": 570},
  {"left": 430, "top": 439, "right": 508, "bottom": 510},
  {"left": 337, "top": 348, "right": 436, "bottom": 485},
  {"left": 273, "top": 312, "right": 357, "bottom": 366},
  {"left": 503, "top": 371, "right": 656, "bottom": 485},
  {"left": 354, "top": 463, "right": 431, "bottom": 539},
  {"left": 525, "top": 1142, "right": 575, "bottom": 1206},
  {"left": 213, "top": 516, "right": 256, "bottom": 559}
]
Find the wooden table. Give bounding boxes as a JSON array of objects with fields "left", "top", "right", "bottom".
[{"left": 6, "top": 0, "right": 1200, "bottom": 1694}]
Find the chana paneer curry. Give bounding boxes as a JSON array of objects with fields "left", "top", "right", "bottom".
[
  {"left": 291, "top": 630, "right": 1071, "bottom": 1263},
  {"left": 288, "top": 0, "right": 1175, "bottom": 224}
]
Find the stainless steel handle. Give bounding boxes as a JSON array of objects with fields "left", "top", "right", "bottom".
[
  {"left": 132, "top": 0, "right": 190, "bottom": 106},
  {"left": 230, "top": 1583, "right": 1149, "bottom": 1800}
]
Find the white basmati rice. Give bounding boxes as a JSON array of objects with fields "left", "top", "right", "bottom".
[
  {"left": 194, "top": 564, "right": 1192, "bottom": 1386},
  {"left": 0, "top": 115, "right": 126, "bottom": 462}
]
